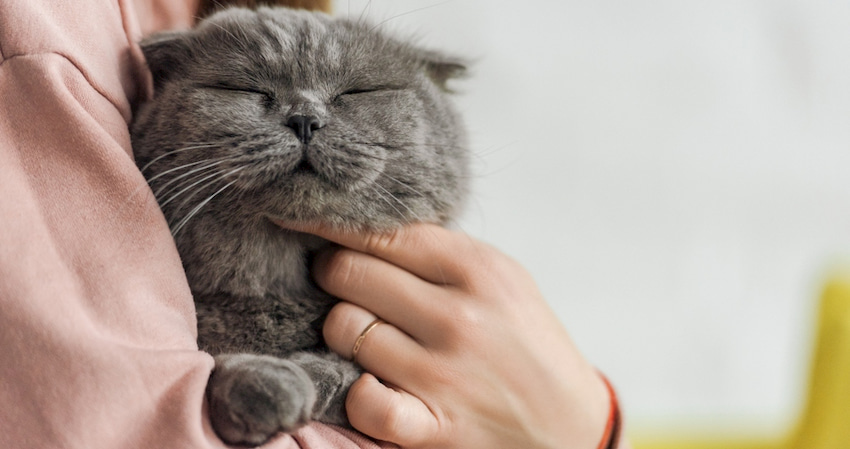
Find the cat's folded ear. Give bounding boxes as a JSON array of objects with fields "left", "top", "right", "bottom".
[
  {"left": 140, "top": 31, "right": 194, "bottom": 92},
  {"left": 418, "top": 50, "right": 468, "bottom": 93}
]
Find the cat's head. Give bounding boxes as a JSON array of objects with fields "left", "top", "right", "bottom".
[{"left": 132, "top": 7, "right": 469, "bottom": 239}]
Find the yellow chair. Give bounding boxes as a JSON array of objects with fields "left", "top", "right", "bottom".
[{"left": 633, "top": 270, "right": 850, "bottom": 449}]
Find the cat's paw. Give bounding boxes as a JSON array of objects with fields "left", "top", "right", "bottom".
[{"left": 207, "top": 354, "right": 317, "bottom": 446}]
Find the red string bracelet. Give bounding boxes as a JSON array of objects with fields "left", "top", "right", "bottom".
[{"left": 596, "top": 373, "right": 622, "bottom": 449}]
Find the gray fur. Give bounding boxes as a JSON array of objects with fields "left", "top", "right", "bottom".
[{"left": 131, "top": 6, "right": 468, "bottom": 446}]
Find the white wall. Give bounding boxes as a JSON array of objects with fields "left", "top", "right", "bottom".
[{"left": 336, "top": 0, "right": 850, "bottom": 436}]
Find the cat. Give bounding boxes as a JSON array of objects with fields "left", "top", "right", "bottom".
[{"left": 130, "top": 6, "right": 469, "bottom": 446}]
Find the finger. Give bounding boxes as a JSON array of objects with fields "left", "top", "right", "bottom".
[
  {"left": 323, "top": 302, "right": 430, "bottom": 387},
  {"left": 314, "top": 246, "right": 452, "bottom": 342},
  {"left": 277, "top": 221, "right": 485, "bottom": 286},
  {"left": 346, "top": 373, "right": 439, "bottom": 447}
]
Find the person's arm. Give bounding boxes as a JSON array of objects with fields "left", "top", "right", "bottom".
[
  {"left": 285, "top": 222, "right": 630, "bottom": 449},
  {"left": 0, "top": 1, "right": 386, "bottom": 448}
]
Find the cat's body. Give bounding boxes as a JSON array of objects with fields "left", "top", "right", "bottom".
[{"left": 131, "top": 7, "right": 468, "bottom": 446}]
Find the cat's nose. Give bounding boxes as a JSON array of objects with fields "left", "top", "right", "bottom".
[{"left": 285, "top": 115, "right": 323, "bottom": 144}]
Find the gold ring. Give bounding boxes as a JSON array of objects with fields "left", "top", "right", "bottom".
[{"left": 352, "top": 318, "right": 384, "bottom": 361}]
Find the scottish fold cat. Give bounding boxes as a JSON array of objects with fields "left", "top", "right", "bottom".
[{"left": 131, "top": 6, "right": 468, "bottom": 446}]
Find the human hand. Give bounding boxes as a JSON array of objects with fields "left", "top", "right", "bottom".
[{"left": 285, "top": 222, "right": 620, "bottom": 448}]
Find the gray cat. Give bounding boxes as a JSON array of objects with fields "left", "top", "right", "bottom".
[{"left": 130, "top": 6, "right": 468, "bottom": 446}]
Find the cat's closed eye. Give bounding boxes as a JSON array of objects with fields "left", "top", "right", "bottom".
[
  {"left": 339, "top": 87, "right": 381, "bottom": 96},
  {"left": 336, "top": 85, "right": 404, "bottom": 98},
  {"left": 200, "top": 83, "right": 274, "bottom": 100}
]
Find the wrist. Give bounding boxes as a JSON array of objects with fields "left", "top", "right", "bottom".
[{"left": 534, "top": 362, "right": 611, "bottom": 449}]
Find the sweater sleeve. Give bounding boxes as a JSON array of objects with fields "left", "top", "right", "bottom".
[{"left": 0, "top": 1, "right": 393, "bottom": 448}]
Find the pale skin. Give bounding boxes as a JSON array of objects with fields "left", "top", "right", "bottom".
[{"left": 279, "top": 222, "right": 631, "bottom": 449}]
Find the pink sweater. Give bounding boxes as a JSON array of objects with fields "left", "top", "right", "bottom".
[{"left": 0, "top": 1, "right": 395, "bottom": 447}]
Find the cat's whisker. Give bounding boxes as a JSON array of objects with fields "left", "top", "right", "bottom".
[
  {"left": 345, "top": 139, "right": 485, "bottom": 179},
  {"left": 139, "top": 143, "right": 221, "bottom": 173},
  {"left": 367, "top": 1, "right": 455, "bottom": 33},
  {"left": 374, "top": 183, "right": 425, "bottom": 223},
  {"left": 122, "top": 147, "right": 228, "bottom": 211},
  {"left": 357, "top": 0, "right": 373, "bottom": 25},
  {"left": 155, "top": 166, "right": 226, "bottom": 206},
  {"left": 169, "top": 166, "right": 245, "bottom": 233},
  {"left": 123, "top": 177, "right": 159, "bottom": 210},
  {"left": 158, "top": 165, "right": 238, "bottom": 208},
  {"left": 153, "top": 157, "right": 239, "bottom": 199},
  {"left": 369, "top": 185, "right": 407, "bottom": 220},
  {"left": 344, "top": 139, "right": 465, "bottom": 154},
  {"left": 382, "top": 174, "right": 426, "bottom": 198},
  {"left": 171, "top": 175, "right": 242, "bottom": 236},
  {"left": 147, "top": 158, "right": 228, "bottom": 189},
  {"left": 168, "top": 168, "right": 238, "bottom": 214},
  {"left": 341, "top": 149, "right": 386, "bottom": 162},
  {"left": 206, "top": 20, "right": 241, "bottom": 44}
]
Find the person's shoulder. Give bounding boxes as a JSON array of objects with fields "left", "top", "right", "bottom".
[{"left": 0, "top": 0, "right": 149, "bottom": 121}]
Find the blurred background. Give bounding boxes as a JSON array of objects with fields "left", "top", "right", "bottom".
[{"left": 336, "top": 0, "right": 850, "bottom": 441}]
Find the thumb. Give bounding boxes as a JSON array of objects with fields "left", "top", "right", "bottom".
[{"left": 346, "top": 373, "right": 440, "bottom": 447}]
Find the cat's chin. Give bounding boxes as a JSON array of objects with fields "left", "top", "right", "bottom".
[
  {"left": 263, "top": 219, "right": 332, "bottom": 249},
  {"left": 266, "top": 214, "right": 407, "bottom": 237},
  {"left": 258, "top": 190, "right": 401, "bottom": 232},
  {"left": 266, "top": 215, "right": 373, "bottom": 234},
  {"left": 264, "top": 220, "right": 318, "bottom": 238}
]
